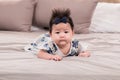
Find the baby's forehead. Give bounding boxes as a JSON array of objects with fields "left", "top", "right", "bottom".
[{"left": 52, "top": 23, "right": 72, "bottom": 30}]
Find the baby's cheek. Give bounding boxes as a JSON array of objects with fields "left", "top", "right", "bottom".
[{"left": 67, "top": 37, "right": 72, "bottom": 41}]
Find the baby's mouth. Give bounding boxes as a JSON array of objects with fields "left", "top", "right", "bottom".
[
  {"left": 59, "top": 40, "right": 67, "bottom": 44},
  {"left": 59, "top": 40, "right": 66, "bottom": 42}
]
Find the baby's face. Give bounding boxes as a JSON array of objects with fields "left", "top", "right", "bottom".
[{"left": 50, "top": 23, "right": 74, "bottom": 47}]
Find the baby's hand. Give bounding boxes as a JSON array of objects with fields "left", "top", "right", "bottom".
[
  {"left": 78, "top": 51, "right": 90, "bottom": 57},
  {"left": 51, "top": 55, "right": 63, "bottom": 61}
]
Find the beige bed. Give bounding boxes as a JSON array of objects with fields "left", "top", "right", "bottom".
[{"left": 0, "top": 0, "right": 120, "bottom": 80}]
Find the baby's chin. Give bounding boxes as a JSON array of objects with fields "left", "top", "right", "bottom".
[{"left": 58, "top": 41, "right": 67, "bottom": 46}]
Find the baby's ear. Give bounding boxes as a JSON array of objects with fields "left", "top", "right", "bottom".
[{"left": 72, "top": 30, "right": 74, "bottom": 35}]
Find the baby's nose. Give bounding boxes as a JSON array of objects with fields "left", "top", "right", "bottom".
[{"left": 60, "top": 33, "right": 65, "bottom": 38}]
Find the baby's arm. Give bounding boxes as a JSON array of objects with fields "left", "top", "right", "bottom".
[
  {"left": 78, "top": 42, "right": 90, "bottom": 57},
  {"left": 37, "top": 50, "right": 62, "bottom": 61},
  {"left": 78, "top": 51, "right": 90, "bottom": 57}
]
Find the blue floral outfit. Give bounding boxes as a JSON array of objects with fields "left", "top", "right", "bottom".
[{"left": 24, "top": 33, "right": 87, "bottom": 57}]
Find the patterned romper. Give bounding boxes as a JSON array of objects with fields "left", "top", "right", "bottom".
[{"left": 24, "top": 33, "right": 87, "bottom": 57}]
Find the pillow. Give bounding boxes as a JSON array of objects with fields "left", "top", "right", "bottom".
[
  {"left": 0, "top": 0, "right": 35, "bottom": 31},
  {"left": 34, "top": 0, "right": 98, "bottom": 34},
  {"left": 89, "top": 2, "right": 120, "bottom": 33}
]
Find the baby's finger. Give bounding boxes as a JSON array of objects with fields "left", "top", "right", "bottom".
[
  {"left": 54, "top": 57, "right": 61, "bottom": 61},
  {"left": 53, "top": 57, "right": 57, "bottom": 61}
]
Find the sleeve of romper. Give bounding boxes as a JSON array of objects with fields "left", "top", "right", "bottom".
[
  {"left": 78, "top": 42, "right": 89, "bottom": 53},
  {"left": 24, "top": 33, "right": 51, "bottom": 55}
]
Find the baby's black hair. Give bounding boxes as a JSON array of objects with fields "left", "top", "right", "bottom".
[{"left": 49, "top": 8, "right": 74, "bottom": 33}]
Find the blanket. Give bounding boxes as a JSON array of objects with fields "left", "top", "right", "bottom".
[{"left": 0, "top": 30, "right": 120, "bottom": 80}]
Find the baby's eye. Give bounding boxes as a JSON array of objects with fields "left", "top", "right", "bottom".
[
  {"left": 64, "top": 31, "right": 69, "bottom": 33},
  {"left": 55, "top": 32, "right": 60, "bottom": 34}
]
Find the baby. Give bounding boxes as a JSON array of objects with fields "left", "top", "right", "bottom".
[{"left": 24, "top": 9, "right": 90, "bottom": 61}]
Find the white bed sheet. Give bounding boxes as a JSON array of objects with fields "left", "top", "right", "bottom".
[{"left": 0, "top": 30, "right": 120, "bottom": 80}]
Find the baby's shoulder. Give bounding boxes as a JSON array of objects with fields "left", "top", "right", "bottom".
[
  {"left": 72, "top": 39, "right": 79, "bottom": 43},
  {"left": 38, "top": 33, "right": 50, "bottom": 38},
  {"left": 36, "top": 33, "right": 50, "bottom": 41},
  {"left": 72, "top": 39, "right": 79, "bottom": 47}
]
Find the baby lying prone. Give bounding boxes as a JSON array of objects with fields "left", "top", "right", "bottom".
[{"left": 24, "top": 8, "right": 90, "bottom": 61}]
